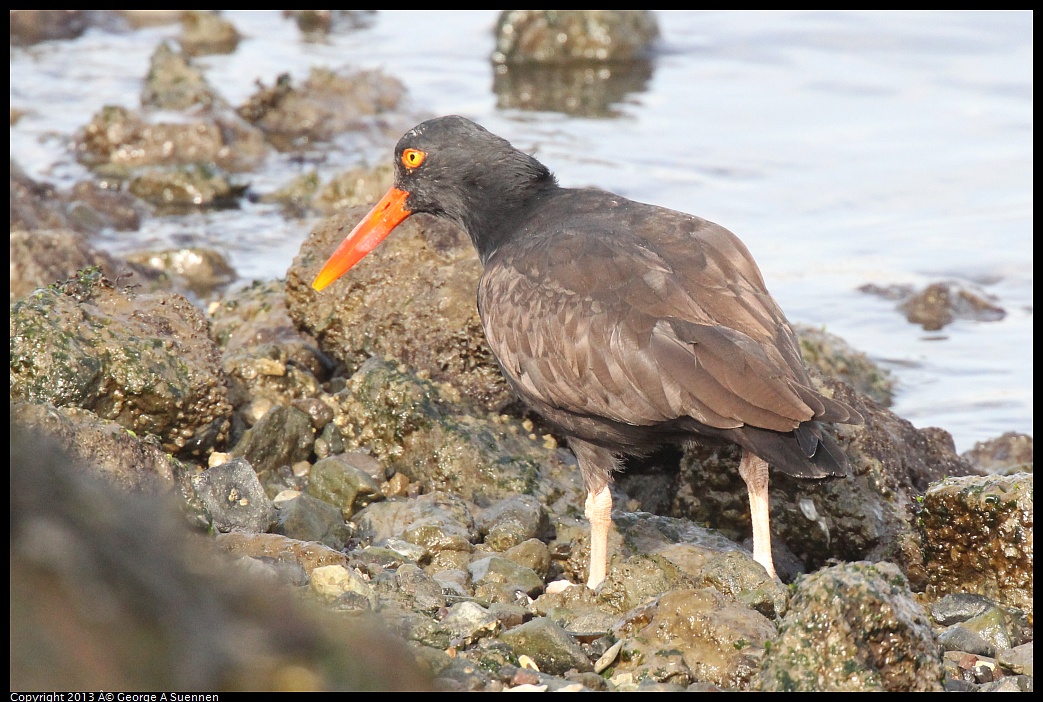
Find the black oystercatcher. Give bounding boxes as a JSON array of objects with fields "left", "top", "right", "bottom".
[{"left": 313, "top": 116, "right": 860, "bottom": 588}]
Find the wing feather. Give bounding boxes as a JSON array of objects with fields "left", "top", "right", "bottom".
[{"left": 476, "top": 194, "right": 850, "bottom": 438}]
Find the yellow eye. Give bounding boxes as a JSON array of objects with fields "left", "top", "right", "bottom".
[{"left": 401, "top": 148, "right": 426, "bottom": 169}]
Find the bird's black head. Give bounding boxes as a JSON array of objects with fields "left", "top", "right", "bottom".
[
  {"left": 393, "top": 116, "right": 558, "bottom": 259},
  {"left": 312, "top": 116, "right": 557, "bottom": 290}
]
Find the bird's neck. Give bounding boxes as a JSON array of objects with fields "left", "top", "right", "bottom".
[{"left": 462, "top": 178, "right": 561, "bottom": 265}]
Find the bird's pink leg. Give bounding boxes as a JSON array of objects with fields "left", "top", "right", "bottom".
[
  {"left": 569, "top": 438, "right": 620, "bottom": 589},
  {"left": 584, "top": 484, "right": 612, "bottom": 589},
  {"left": 739, "top": 451, "right": 776, "bottom": 580}
]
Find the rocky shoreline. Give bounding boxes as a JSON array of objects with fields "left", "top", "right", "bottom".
[{"left": 10, "top": 11, "right": 1032, "bottom": 693}]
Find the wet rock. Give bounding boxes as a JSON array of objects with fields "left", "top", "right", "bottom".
[
  {"left": 215, "top": 531, "right": 351, "bottom": 575},
  {"left": 10, "top": 10, "right": 88, "bottom": 45},
  {"left": 11, "top": 401, "right": 183, "bottom": 491},
  {"left": 67, "top": 180, "right": 149, "bottom": 231},
  {"left": 794, "top": 323, "right": 894, "bottom": 406},
  {"left": 596, "top": 554, "right": 692, "bottom": 617},
  {"left": 956, "top": 604, "right": 1032, "bottom": 651},
  {"left": 272, "top": 490, "right": 351, "bottom": 550},
  {"left": 432, "top": 568, "right": 472, "bottom": 599},
  {"left": 611, "top": 588, "right": 776, "bottom": 689},
  {"left": 312, "top": 163, "right": 395, "bottom": 214},
  {"left": 11, "top": 229, "right": 126, "bottom": 302},
  {"left": 998, "top": 641, "right": 1033, "bottom": 676},
  {"left": 442, "top": 601, "right": 502, "bottom": 646},
  {"left": 237, "top": 67, "right": 407, "bottom": 150},
  {"left": 979, "top": 675, "right": 1032, "bottom": 692},
  {"left": 125, "top": 247, "right": 237, "bottom": 299},
  {"left": 929, "top": 591, "right": 994, "bottom": 625},
  {"left": 353, "top": 492, "right": 478, "bottom": 556},
  {"left": 191, "top": 457, "right": 277, "bottom": 533},
  {"left": 283, "top": 10, "right": 376, "bottom": 37},
  {"left": 118, "top": 11, "right": 186, "bottom": 28},
  {"left": 328, "top": 356, "right": 581, "bottom": 506},
  {"left": 11, "top": 161, "right": 74, "bottom": 231},
  {"left": 10, "top": 270, "right": 231, "bottom": 458},
  {"left": 755, "top": 562, "right": 943, "bottom": 691},
  {"left": 307, "top": 452, "right": 384, "bottom": 520},
  {"left": 469, "top": 555, "right": 545, "bottom": 602},
  {"left": 492, "top": 10, "right": 659, "bottom": 64},
  {"left": 140, "top": 41, "right": 223, "bottom": 111},
  {"left": 208, "top": 280, "right": 333, "bottom": 423},
  {"left": 919, "top": 472, "right": 1033, "bottom": 615},
  {"left": 493, "top": 60, "right": 654, "bottom": 119},
  {"left": 11, "top": 162, "right": 150, "bottom": 238},
  {"left": 310, "top": 564, "right": 379, "bottom": 611},
  {"left": 937, "top": 624, "right": 996, "bottom": 656},
  {"left": 943, "top": 650, "right": 1002, "bottom": 686},
  {"left": 531, "top": 580, "right": 617, "bottom": 634},
  {"left": 414, "top": 645, "right": 496, "bottom": 691},
  {"left": 10, "top": 421, "right": 431, "bottom": 691},
  {"left": 693, "top": 550, "right": 789, "bottom": 618},
  {"left": 503, "top": 539, "right": 552, "bottom": 580},
  {"left": 403, "top": 505, "right": 478, "bottom": 558},
  {"left": 349, "top": 543, "right": 416, "bottom": 576},
  {"left": 75, "top": 104, "right": 267, "bottom": 173},
  {"left": 476, "top": 494, "right": 551, "bottom": 551},
  {"left": 490, "top": 10, "right": 659, "bottom": 117},
  {"left": 293, "top": 396, "right": 335, "bottom": 430},
  {"left": 373, "top": 562, "right": 446, "bottom": 614},
  {"left": 962, "top": 431, "right": 1033, "bottom": 474},
  {"left": 128, "top": 163, "right": 245, "bottom": 209},
  {"left": 231, "top": 404, "right": 315, "bottom": 477},
  {"left": 178, "top": 10, "right": 241, "bottom": 56},
  {"left": 288, "top": 207, "right": 512, "bottom": 411},
  {"left": 498, "top": 617, "right": 593, "bottom": 675},
  {"left": 860, "top": 280, "right": 1007, "bottom": 331}
]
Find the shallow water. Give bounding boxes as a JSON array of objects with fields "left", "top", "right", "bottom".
[{"left": 10, "top": 10, "right": 1032, "bottom": 452}]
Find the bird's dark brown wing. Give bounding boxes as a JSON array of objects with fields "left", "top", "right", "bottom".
[{"left": 478, "top": 195, "right": 843, "bottom": 436}]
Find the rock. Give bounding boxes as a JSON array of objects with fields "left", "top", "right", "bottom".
[
  {"left": 10, "top": 420, "right": 430, "bottom": 691},
  {"left": 612, "top": 587, "right": 775, "bottom": 689},
  {"left": 755, "top": 562, "right": 944, "bottom": 691},
  {"left": 929, "top": 592, "right": 995, "bottom": 625},
  {"left": 192, "top": 457, "right": 277, "bottom": 533},
  {"left": 74, "top": 104, "right": 267, "bottom": 173},
  {"left": 920, "top": 472, "right": 1033, "bottom": 615},
  {"left": 476, "top": 494, "right": 551, "bottom": 551},
  {"left": 468, "top": 555, "right": 545, "bottom": 601},
  {"left": 236, "top": 67, "right": 408, "bottom": 151},
  {"left": 998, "top": 641, "right": 1033, "bottom": 676},
  {"left": 10, "top": 270, "right": 231, "bottom": 458},
  {"left": 962, "top": 432, "right": 1033, "bottom": 475},
  {"left": 178, "top": 10, "right": 241, "bottom": 56},
  {"left": 860, "top": 280, "right": 1006, "bottom": 331},
  {"left": 272, "top": 491, "right": 351, "bottom": 550},
  {"left": 441, "top": 601, "right": 502, "bottom": 646},
  {"left": 310, "top": 564, "right": 379, "bottom": 611},
  {"left": 231, "top": 404, "right": 315, "bottom": 478},
  {"left": 669, "top": 381, "right": 981, "bottom": 584},
  {"left": 124, "top": 247, "right": 237, "bottom": 299},
  {"left": 498, "top": 617, "right": 593, "bottom": 675},
  {"left": 11, "top": 401, "right": 183, "bottom": 491},
  {"left": 307, "top": 452, "right": 384, "bottom": 519},
  {"left": 140, "top": 41, "right": 223, "bottom": 110},
  {"left": 492, "top": 11, "right": 659, "bottom": 65}
]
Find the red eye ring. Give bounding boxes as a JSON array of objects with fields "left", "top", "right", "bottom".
[{"left": 402, "top": 148, "right": 426, "bottom": 169}]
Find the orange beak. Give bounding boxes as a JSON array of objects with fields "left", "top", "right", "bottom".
[{"left": 311, "top": 187, "right": 412, "bottom": 291}]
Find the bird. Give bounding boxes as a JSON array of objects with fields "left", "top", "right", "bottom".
[{"left": 312, "top": 115, "right": 861, "bottom": 589}]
